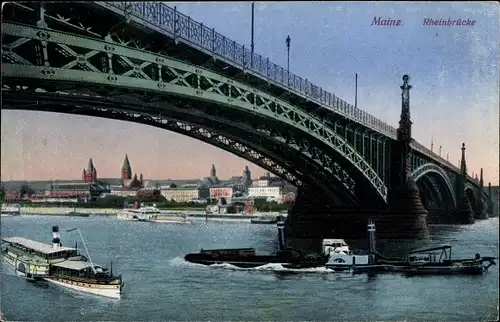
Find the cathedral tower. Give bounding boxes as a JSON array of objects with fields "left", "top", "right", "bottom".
[
  {"left": 121, "top": 154, "right": 132, "bottom": 181},
  {"left": 83, "top": 158, "right": 97, "bottom": 183}
]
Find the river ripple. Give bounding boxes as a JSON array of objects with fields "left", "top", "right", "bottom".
[{"left": 1, "top": 215, "right": 498, "bottom": 321}]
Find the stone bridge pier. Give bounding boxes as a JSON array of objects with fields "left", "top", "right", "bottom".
[
  {"left": 486, "top": 182, "right": 498, "bottom": 218},
  {"left": 283, "top": 75, "right": 493, "bottom": 252}
]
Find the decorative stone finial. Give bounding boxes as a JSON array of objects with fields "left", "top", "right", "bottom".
[{"left": 460, "top": 143, "right": 467, "bottom": 176}]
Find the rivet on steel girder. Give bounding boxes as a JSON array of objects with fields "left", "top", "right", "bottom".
[
  {"left": 104, "top": 45, "right": 115, "bottom": 52},
  {"left": 36, "top": 31, "right": 50, "bottom": 40}
]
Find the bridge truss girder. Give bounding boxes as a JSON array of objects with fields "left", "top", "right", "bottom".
[
  {"left": 2, "top": 87, "right": 364, "bottom": 205},
  {"left": 1, "top": 19, "right": 389, "bottom": 205}
]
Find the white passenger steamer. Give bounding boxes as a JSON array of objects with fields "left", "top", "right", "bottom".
[
  {"left": 117, "top": 204, "right": 160, "bottom": 221},
  {"left": 1, "top": 226, "right": 123, "bottom": 299},
  {"left": 117, "top": 204, "right": 189, "bottom": 223},
  {"left": 1, "top": 204, "right": 21, "bottom": 216}
]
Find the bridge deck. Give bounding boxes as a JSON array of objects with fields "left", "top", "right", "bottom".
[{"left": 92, "top": 2, "right": 468, "bottom": 180}]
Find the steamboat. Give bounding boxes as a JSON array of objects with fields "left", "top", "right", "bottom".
[
  {"left": 117, "top": 204, "right": 189, "bottom": 223},
  {"left": 1, "top": 204, "right": 21, "bottom": 216},
  {"left": 66, "top": 208, "right": 90, "bottom": 217},
  {"left": 185, "top": 218, "right": 497, "bottom": 276},
  {"left": 185, "top": 217, "right": 329, "bottom": 268},
  {"left": 1, "top": 226, "right": 123, "bottom": 299},
  {"left": 117, "top": 204, "right": 161, "bottom": 221}
]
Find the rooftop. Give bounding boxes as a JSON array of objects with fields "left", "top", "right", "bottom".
[
  {"left": 2, "top": 237, "right": 76, "bottom": 255},
  {"left": 52, "top": 260, "right": 93, "bottom": 271}
]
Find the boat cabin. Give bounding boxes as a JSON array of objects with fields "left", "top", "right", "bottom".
[
  {"left": 200, "top": 248, "right": 256, "bottom": 257},
  {"left": 50, "top": 260, "right": 108, "bottom": 278},
  {"left": 128, "top": 206, "right": 161, "bottom": 214},
  {"left": 406, "top": 245, "right": 452, "bottom": 265},
  {"left": 326, "top": 252, "right": 376, "bottom": 267},
  {"left": 2, "top": 237, "right": 80, "bottom": 262},
  {"left": 322, "top": 239, "right": 350, "bottom": 255}
]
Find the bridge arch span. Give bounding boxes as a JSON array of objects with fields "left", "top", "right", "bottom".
[
  {"left": 464, "top": 183, "right": 478, "bottom": 211},
  {"left": 2, "top": 89, "right": 367, "bottom": 205},
  {"left": 417, "top": 175, "right": 447, "bottom": 210},
  {"left": 1, "top": 22, "right": 388, "bottom": 205},
  {"left": 410, "top": 163, "right": 456, "bottom": 207}
]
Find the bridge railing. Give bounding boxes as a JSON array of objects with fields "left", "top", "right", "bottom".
[
  {"left": 411, "top": 141, "right": 460, "bottom": 173},
  {"left": 97, "top": 1, "right": 467, "bottom": 178},
  {"left": 99, "top": 1, "right": 398, "bottom": 139}
]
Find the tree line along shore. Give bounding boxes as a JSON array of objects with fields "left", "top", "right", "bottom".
[{"left": 1, "top": 194, "right": 292, "bottom": 212}]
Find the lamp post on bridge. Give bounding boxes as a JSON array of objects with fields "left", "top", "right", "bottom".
[
  {"left": 250, "top": 2, "right": 255, "bottom": 68},
  {"left": 446, "top": 153, "right": 449, "bottom": 161},
  {"left": 286, "top": 35, "right": 291, "bottom": 84},
  {"left": 355, "top": 73, "right": 358, "bottom": 109},
  {"left": 439, "top": 146, "right": 442, "bottom": 157}
]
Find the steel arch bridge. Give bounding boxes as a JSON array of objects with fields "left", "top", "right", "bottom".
[
  {"left": 1, "top": 2, "right": 488, "bottom": 212},
  {"left": 2, "top": 22, "right": 387, "bottom": 206},
  {"left": 410, "top": 163, "right": 457, "bottom": 208}
]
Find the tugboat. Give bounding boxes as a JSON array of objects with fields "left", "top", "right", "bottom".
[
  {"left": 381, "top": 246, "right": 497, "bottom": 275},
  {"left": 325, "top": 220, "right": 497, "bottom": 275},
  {"left": 185, "top": 218, "right": 497, "bottom": 276},
  {"left": 185, "top": 216, "right": 329, "bottom": 268},
  {"left": 66, "top": 208, "right": 90, "bottom": 217}
]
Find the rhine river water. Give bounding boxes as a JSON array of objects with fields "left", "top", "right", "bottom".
[{"left": 1, "top": 215, "right": 498, "bottom": 321}]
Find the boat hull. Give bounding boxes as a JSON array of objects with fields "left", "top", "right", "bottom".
[
  {"left": 250, "top": 219, "right": 278, "bottom": 224},
  {"left": 1, "top": 211, "right": 20, "bottom": 216},
  {"left": 44, "top": 276, "right": 122, "bottom": 299},
  {"left": 67, "top": 213, "right": 90, "bottom": 217},
  {"left": 149, "top": 219, "right": 191, "bottom": 224},
  {"left": 184, "top": 254, "right": 289, "bottom": 268},
  {"left": 392, "top": 264, "right": 484, "bottom": 275}
]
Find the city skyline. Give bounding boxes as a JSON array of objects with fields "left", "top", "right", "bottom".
[{"left": 1, "top": 2, "right": 499, "bottom": 184}]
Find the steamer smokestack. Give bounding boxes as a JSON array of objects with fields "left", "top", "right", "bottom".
[
  {"left": 52, "top": 225, "right": 61, "bottom": 249},
  {"left": 367, "top": 220, "right": 376, "bottom": 254},
  {"left": 277, "top": 216, "right": 285, "bottom": 251}
]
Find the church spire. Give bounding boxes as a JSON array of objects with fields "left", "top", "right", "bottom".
[
  {"left": 88, "top": 158, "right": 94, "bottom": 172},
  {"left": 83, "top": 158, "right": 97, "bottom": 183},
  {"left": 210, "top": 164, "right": 216, "bottom": 178},
  {"left": 122, "top": 154, "right": 132, "bottom": 180}
]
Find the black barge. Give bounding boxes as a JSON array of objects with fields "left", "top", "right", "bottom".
[
  {"left": 184, "top": 218, "right": 497, "bottom": 276},
  {"left": 184, "top": 216, "right": 328, "bottom": 268},
  {"left": 375, "top": 245, "right": 497, "bottom": 276},
  {"left": 184, "top": 247, "right": 328, "bottom": 269}
]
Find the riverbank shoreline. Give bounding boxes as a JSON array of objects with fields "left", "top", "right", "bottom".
[{"left": 10, "top": 207, "right": 283, "bottom": 218}]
